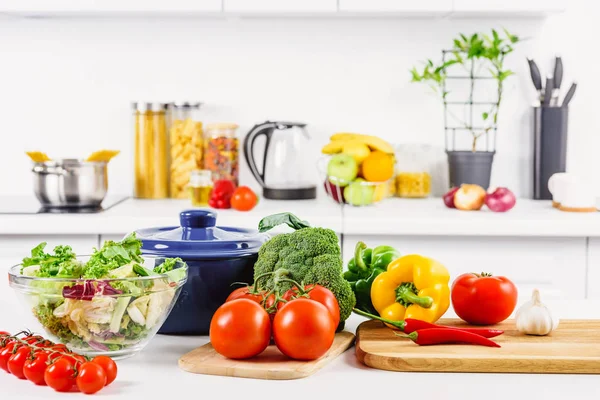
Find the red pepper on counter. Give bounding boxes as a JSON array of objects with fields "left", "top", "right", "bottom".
[{"left": 402, "top": 328, "right": 501, "bottom": 348}]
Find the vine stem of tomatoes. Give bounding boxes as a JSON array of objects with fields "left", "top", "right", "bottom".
[{"left": 1, "top": 331, "right": 88, "bottom": 373}]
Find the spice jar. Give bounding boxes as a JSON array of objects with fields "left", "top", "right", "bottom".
[
  {"left": 204, "top": 123, "right": 239, "bottom": 185},
  {"left": 188, "top": 169, "right": 213, "bottom": 207},
  {"left": 168, "top": 102, "right": 203, "bottom": 199},
  {"left": 394, "top": 144, "right": 433, "bottom": 198},
  {"left": 133, "top": 102, "right": 169, "bottom": 199}
]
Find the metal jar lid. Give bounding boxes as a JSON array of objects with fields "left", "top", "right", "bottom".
[
  {"left": 168, "top": 102, "right": 203, "bottom": 109},
  {"left": 131, "top": 102, "right": 169, "bottom": 112}
]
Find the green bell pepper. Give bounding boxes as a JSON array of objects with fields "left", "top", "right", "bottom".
[{"left": 343, "top": 241, "right": 400, "bottom": 315}]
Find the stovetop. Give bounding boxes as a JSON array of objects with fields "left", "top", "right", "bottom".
[{"left": 0, "top": 196, "right": 130, "bottom": 215}]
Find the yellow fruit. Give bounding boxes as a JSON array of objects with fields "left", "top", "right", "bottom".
[
  {"left": 330, "top": 133, "right": 394, "bottom": 154},
  {"left": 342, "top": 141, "right": 371, "bottom": 164},
  {"left": 86, "top": 150, "right": 121, "bottom": 162},
  {"left": 373, "top": 183, "right": 389, "bottom": 202},
  {"left": 330, "top": 132, "right": 361, "bottom": 142},
  {"left": 25, "top": 151, "right": 51, "bottom": 163},
  {"left": 321, "top": 141, "right": 344, "bottom": 154},
  {"left": 362, "top": 151, "right": 395, "bottom": 182}
]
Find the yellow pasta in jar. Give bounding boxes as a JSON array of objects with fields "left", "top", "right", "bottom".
[{"left": 170, "top": 118, "right": 203, "bottom": 198}]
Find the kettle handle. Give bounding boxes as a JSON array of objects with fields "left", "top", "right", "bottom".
[{"left": 243, "top": 122, "right": 277, "bottom": 187}]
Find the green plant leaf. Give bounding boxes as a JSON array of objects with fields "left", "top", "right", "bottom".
[{"left": 482, "top": 112, "right": 489, "bottom": 120}]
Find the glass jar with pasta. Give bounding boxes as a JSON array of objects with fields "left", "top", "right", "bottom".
[
  {"left": 167, "top": 102, "right": 203, "bottom": 199},
  {"left": 204, "top": 123, "right": 239, "bottom": 185},
  {"left": 133, "top": 102, "right": 169, "bottom": 199},
  {"left": 394, "top": 144, "right": 433, "bottom": 198}
]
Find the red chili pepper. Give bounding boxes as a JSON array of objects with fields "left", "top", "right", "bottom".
[
  {"left": 404, "top": 318, "right": 503, "bottom": 338},
  {"left": 405, "top": 328, "right": 501, "bottom": 347}
]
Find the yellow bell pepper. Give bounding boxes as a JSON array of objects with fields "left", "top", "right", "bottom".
[{"left": 371, "top": 254, "right": 450, "bottom": 324}]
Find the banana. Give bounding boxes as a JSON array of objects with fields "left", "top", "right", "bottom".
[{"left": 323, "top": 133, "right": 394, "bottom": 154}]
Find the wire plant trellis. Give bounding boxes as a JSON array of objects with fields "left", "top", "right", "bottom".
[{"left": 442, "top": 49, "right": 499, "bottom": 154}]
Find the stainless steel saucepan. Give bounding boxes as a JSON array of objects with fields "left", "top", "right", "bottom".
[{"left": 32, "top": 159, "right": 108, "bottom": 208}]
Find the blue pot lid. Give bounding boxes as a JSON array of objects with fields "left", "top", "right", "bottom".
[{"left": 135, "top": 209, "right": 269, "bottom": 259}]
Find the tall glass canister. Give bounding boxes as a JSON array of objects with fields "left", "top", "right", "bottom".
[
  {"left": 203, "top": 123, "right": 239, "bottom": 185},
  {"left": 133, "top": 102, "right": 169, "bottom": 199},
  {"left": 167, "top": 102, "right": 203, "bottom": 198}
]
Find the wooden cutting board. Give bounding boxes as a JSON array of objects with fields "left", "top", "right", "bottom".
[
  {"left": 356, "top": 319, "right": 600, "bottom": 374},
  {"left": 179, "top": 332, "right": 355, "bottom": 380}
]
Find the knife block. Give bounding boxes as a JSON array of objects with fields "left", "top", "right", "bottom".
[{"left": 533, "top": 106, "right": 569, "bottom": 200}]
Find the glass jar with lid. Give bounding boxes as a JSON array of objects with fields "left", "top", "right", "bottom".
[
  {"left": 167, "top": 102, "right": 203, "bottom": 199},
  {"left": 204, "top": 123, "right": 239, "bottom": 185},
  {"left": 188, "top": 169, "right": 213, "bottom": 207},
  {"left": 394, "top": 144, "right": 433, "bottom": 198},
  {"left": 133, "top": 102, "right": 169, "bottom": 199}
]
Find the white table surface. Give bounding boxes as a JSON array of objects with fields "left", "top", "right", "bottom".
[
  {"left": 1, "top": 196, "right": 600, "bottom": 237},
  {"left": 2, "top": 298, "right": 600, "bottom": 400}
]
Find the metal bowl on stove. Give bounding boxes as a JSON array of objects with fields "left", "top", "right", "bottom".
[{"left": 32, "top": 159, "right": 108, "bottom": 208}]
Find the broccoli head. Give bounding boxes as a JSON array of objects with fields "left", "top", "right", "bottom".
[{"left": 253, "top": 226, "right": 356, "bottom": 324}]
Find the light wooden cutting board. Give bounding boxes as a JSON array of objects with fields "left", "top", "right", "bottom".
[
  {"left": 179, "top": 332, "right": 355, "bottom": 380},
  {"left": 356, "top": 319, "right": 600, "bottom": 374}
]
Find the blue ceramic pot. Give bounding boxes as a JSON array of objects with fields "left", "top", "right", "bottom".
[{"left": 135, "top": 209, "right": 268, "bottom": 335}]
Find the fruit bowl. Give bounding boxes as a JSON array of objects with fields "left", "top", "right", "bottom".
[
  {"left": 8, "top": 256, "right": 188, "bottom": 360},
  {"left": 317, "top": 156, "right": 393, "bottom": 206}
]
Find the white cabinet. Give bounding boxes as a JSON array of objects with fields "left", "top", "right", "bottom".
[
  {"left": 587, "top": 238, "right": 600, "bottom": 299},
  {"left": 0, "top": 0, "right": 222, "bottom": 14},
  {"left": 452, "top": 0, "right": 565, "bottom": 14},
  {"left": 223, "top": 0, "right": 336, "bottom": 13},
  {"left": 339, "top": 0, "right": 452, "bottom": 14},
  {"left": 0, "top": 235, "right": 99, "bottom": 319},
  {"left": 343, "top": 235, "right": 587, "bottom": 300}
]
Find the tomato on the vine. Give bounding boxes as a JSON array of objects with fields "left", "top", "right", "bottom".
[
  {"left": 45, "top": 357, "right": 76, "bottom": 392},
  {"left": 76, "top": 362, "right": 106, "bottom": 394},
  {"left": 0, "top": 331, "right": 9, "bottom": 336},
  {"left": 0, "top": 343, "right": 20, "bottom": 372},
  {"left": 279, "top": 285, "right": 340, "bottom": 327},
  {"left": 91, "top": 356, "right": 117, "bottom": 386},
  {"left": 23, "top": 351, "right": 49, "bottom": 385},
  {"left": 226, "top": 286, "right": 275, "bottom": 310},
  {"left": 273, "top": 298, "right": 336, "bottom": 361},
  {"left": 7, "top": 346, "right": 31, "bottom": 379},
  {"left": 210, "top": 299, "right": 271, "bottom": 359},
  {"left": 451, "top": 272, "right": 518, "bottom": 325}
]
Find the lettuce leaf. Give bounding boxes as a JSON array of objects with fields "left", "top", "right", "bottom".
[
  {"left": 21, "top": 243, "right": 77, "bottom": 277},
  {"left": 82, "top": 233, "right": 144, "bottom": 279}
]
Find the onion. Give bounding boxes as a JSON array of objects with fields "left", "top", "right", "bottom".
[
  {"left": 485, "top": 187, "right": 517, "bottom": 212},
  {"left": 88, "top": 341, "right": 109, "bottom": 352},
  {"left": 454, "top": 184, "right": 486, "bottom": 211},
  {"left": 442, "top": 187, "right": 459, "bottom": 208}
]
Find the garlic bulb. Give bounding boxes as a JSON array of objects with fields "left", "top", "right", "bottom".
[{"left": 515, "top": 289, "right": 559, "bottom": 336}]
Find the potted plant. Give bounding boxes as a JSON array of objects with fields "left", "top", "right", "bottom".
[{"left": 410, "top": 29, "right": 520, "bottom": 189}]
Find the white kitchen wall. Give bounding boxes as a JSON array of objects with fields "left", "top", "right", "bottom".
[{"left": 0, "top": 0, "right": 597, "bottom": 198}]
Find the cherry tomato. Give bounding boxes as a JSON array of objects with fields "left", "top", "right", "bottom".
[
  {"left": 0, "top": 343, "right": 19, "bottom": 372},
  {"left": 451, "top": 272, "right": 518, "bottom": 325},
  {"left": 231, "top": 186, "right": 258, "bottom": 212},
  {"left": 76, "top": 362, "right": 107, "bottom": 394},
  {"left": 7, "top": 346, "right": 31, "bottom": 379},
  {"left": 0, "top": 331, "right": 9, "bottom": 336},
  {"left": 24, "top": 335, "right": 44, "bottom": 345},
  {"left": 23, "top": 351, "right": 49, "bottom": 385},
  {"left": 91, "top": 356, "right": 117, "bottom": 386},
  {"left": 45, "top": 358, "right": 76, "bottom": 392},
  {"left": 273, "top": 298, "right": 336, "bottom": 361},
  {"left": 210, "top": 299, "right": 271, "bottom": 359},
  {"left": 279, "top": 285, "right": 340, "bottom": 328}
]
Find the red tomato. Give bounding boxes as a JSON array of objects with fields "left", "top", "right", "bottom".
[
  {"left": 279, "top": 285, "right": 340, "bottom": 327},
  {"left": 91, "top": 356, "right": 117, "bottom": 386},
  {"left": 210, "top": 299, "right": 271, "bottom": 359},
  {"left": 209, "top": 180, "right": 236, "bottom": 209},
  {"left": 451, "top": 272, "right": 518, "bottom": 325},
  {"left": 45, "top": 358, "right": 76, "bottom": 392},
  {"left": 226, "top": 286, "right": 276, "bottom": 310},
  {"left": 76, "top": 362, "right": 107, "bottom": 394},
  {"left": 0, "top": 331, "right": 9, "bottom": 336},
  {"left": 7, "top": 346, "right": 31, "bottom": 379},
  {"left": 0, "top": 343, "right": 18, "bottom": 372},
  {"left": 23, "top": 351, "right": 49, "bottom": 385},
  {"left": 273, "top": 298, "right": 336, "bottom": 361},
  {"left": 231, "top": 186, "right": 258, "bottom": 212}
]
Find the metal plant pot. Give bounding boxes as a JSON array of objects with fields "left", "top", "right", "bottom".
[{"left": 447, "top": 151, "right": 495, "bottom": 189}]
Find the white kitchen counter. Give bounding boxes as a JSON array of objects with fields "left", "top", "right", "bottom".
[
  {"left": 0, "top": 196, "right": 598, "bottom": 237},
  {"left": 1, "top": 300, "right": 598, "bottom": 400}
]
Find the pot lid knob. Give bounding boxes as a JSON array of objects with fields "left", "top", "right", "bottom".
[{"left": 180, "top": 210, "right": 216, "bottom": 228}]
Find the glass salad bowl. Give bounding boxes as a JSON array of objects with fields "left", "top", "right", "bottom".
[{"left": 8, "top": 256, "right": 188, "bottom": 360}]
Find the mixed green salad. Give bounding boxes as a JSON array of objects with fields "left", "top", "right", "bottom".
[{"left": 19, "top": 233, "right": 186, "bottom": 352}]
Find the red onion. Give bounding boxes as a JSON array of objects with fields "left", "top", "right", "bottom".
[
  {"left": 485, "top": 187, "right": 517, "bottom": 212},
  {"left": 63, "top": 281, "right": 122, "bottom": 301},
  {"left": 442, "top": 187, "right": 459, "bottom": 208}
]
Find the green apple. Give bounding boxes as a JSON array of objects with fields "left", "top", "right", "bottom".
[
  {"left": 327, "top": 154, "right": 358, "bottom": 187},
  {"left": 344, "top": 179, "right": 375, "bottom": 206}
]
